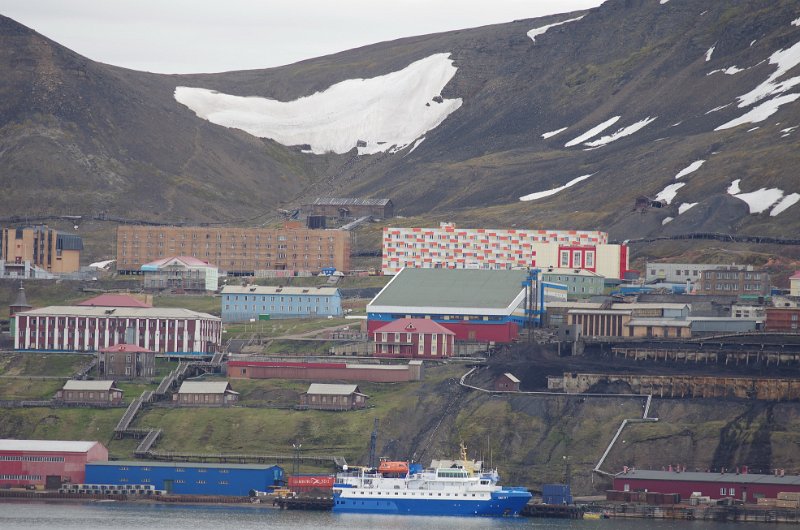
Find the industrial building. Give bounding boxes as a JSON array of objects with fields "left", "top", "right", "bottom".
[
  {"left": 116, "top": 223, "right": 351, "bottom": 275},
  {"left": 55, "top": 380, "right": 124, "bottom": 405},
  {"left": 300, "top": 383, "right": 368, "bottom": 411},
  {"left": 220, "top": 285, "right": 342, "bottom": 323},
  {"left": 141, "top": 256, "right": 219, "bottom": 292},
  {"left": 765, "top": 307, "right": 800, "bottom": 332},
  {"left": 644, "top": 262, "right": 726, "bottom": 284},
  {"left": 367, "top": 268, "right": 533, "bottom": 343},
  {"left": 0, "top": 439, "right": 108, "bottom": 489},
  {"left": 371, "top": 318, "right": 455, "bottom": 358},
  {"left": 381, "top": 223, "right": 629, "bottom": 280},
  {"left": 85, "top": 461, "right": 283, "bottom": 496},
  {"left": 227, "top": 359, "right": 423, "bottom": 383},
  {"left": 613, "top": 469, "right": 800, "bottom": 503},
  {"left": 302, "top": 197, "right": 394, "bottom": 219},
  {"left": 14, "top": 306, "right": 221, "bottom": 354},
  {"left": 697, "top": 266, "right": 770, "bottom": 296},
  {"left": 0, "top": 225, "right": 83, "bottom": 275}
]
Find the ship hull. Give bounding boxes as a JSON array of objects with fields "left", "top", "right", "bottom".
[{"left": 333, "top": 490, "right": 531, "bottom": 517}]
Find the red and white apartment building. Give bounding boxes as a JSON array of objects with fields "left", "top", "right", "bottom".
[
  {"left": 15, "top": 306, "right": 222, "bottom": 354},
  {"left": 381, "top": 223, "right": 629, "bottom": 280},
  {"left": 371, "top": 318, "right": 456, "bottom": 359},
  {"left": 0, "top": 439, "right": 108, "bottom": 488}
]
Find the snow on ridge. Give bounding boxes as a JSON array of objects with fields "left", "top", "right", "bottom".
[
  {"left": 793, "top": 17, "right": 800, "bottom": 27},
  {"left": 737, "top": 40, "right": 800, "bottom": 107},
  {"left": 674, "top": 160, "right": 705, "bottom": 180},
  {"left": 89, "top": 259, "right": 116, "bottom": 269},
  {"left": 705, "top": 104, "right": 731, "bottom": 114},
  {"left": 678, "top": 202, "right": 698, "bottom": 214},
  {"left": 771, "top": 193, "right": 800, "bottom": 216},
  {"left": 519, "top": 174, "right": 593, "bottom": 202},
  {"left": 705, "top": 44, "right": 716, "bottom": 62},
  {"left": 583, "top": 117, "right": 657, "bottom": 147},
  {"left": 732, "top": 187, "right": 785, "bottom": 214},
  {"left": 527, "top": 16, "right": 584, "bottom": 43},
  {"left": 542, "top": 127, "right": 567, "bottom": 139},
  {"left": 716, "top": 93, "right": 800, "bottom": 130},
  {"left": 174, "top": 53, "right": 462, "bottom": 155},
  {"left": 781, "top": 126, "right": 798, "bottom": 133},
  {"left": 662, "top": 217, "right": 674, "bottom": 225},
  {"left": 660, "top": 0, "right": 669, "bottom": 4},
  {"left": 565, "top": 116, "right": 620, "bottom": 147},
  {"left": 727, "top": 179, "right": 741, "bottom": 195},
  {"left": 654, "top": 182, "right": 686, "bottom": 205},
  {"left": 707, "top": 66, "right": 744, "bottom": 76}
]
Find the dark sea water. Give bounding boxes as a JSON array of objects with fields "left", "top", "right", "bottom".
[{"left": 0, "top": 501, "right": 781, "bottom": 529}]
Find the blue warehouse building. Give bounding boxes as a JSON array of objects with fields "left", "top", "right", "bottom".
[
  {"left": 220, "top": 285, "right": 342, "bottom": 323},
  {"left": 85, "top": 461, "right": 284, "bottom": 496}
]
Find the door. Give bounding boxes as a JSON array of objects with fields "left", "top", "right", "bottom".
[{"left": 164, "top": 479, "right": 174, "bottom": 494}]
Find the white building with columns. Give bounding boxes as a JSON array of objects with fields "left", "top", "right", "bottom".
[{"left": 14, "top": 306, "right": 221, "bottom": 354}]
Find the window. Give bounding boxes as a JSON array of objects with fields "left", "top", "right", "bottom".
[
  {"left": 720, "top": 488, "right": 727, "bottom": 496},
  {"left": 560, "top": 250, "right": 570, "bottom": 267}
]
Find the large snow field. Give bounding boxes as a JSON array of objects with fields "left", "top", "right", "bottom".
[
  {"left": 732, "top": 187, "right": 785, "bottom": 214},
  {"left": 174, "top": 53, "right": 462, "bottom": 155},
  {"left": 654, "top": 182, "right": 686, "bottom": 205},
  {"left": 716, "top": 93, "right": 800, "bottom": 130},
  {"left": 771, "top": 193, "right": 800, "bottom": 216},
  {"left": 736, "top": 40, "right": 800, "bottom": 107}
]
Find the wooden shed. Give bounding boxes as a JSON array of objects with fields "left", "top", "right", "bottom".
[
  {"left": 55, "top": 380, "right": 123, "bottom": 405},
  {"left": 174, "top": 381, "right": 239, "bottom": 406},
  {"left": 300, "top": 383, "right": 368, "bottom": 411},
  {"left": 494, "top": 373, "right": 520, "bottom": 392}
]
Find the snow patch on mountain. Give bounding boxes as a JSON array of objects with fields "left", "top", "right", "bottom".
[
  {"left": 705, "top": 44, "right": 716, "bottom": 62},
  {"left": 583, "top": 117, "right": 657, "bottom": 147},
  {"left": 731, "top": 187, "right": 785, "bottom": 214},
  {"left": 707, "top": 66, "right": 744, "bottom": 76},
  {"left": 542, "top": 127, "right": 567, "bottom": 139},
  {"left": 678, "top": 202, "right": 698, "bottom": 214},
  {"left": 716, "top": 93, "right": 800, "bottom": 130},
  {"left": 728, "top": 179, "right": 741, "bottom": 195},
  {"left": 564, "top": 117, "right": 620, "bottom": 147},
  {"left": 771, "top": 193, "right": 800, "bottom": 216},
  {"left": 528, "top": 16, "right": 584, "bottom": 43},
  {"left": 654, "top": 182, "right": 686, "bottom": 205},
  {"left": 737, "top": 41, "right": 800, "bottom": 107},
  {"left": 662, "top": 217, "right": 673, "bottom": 225},
  {"left": 174, "top": 53, "right": 462, "bottom": 155},
  {"left": 675, "top": 160, "right": 705, "bottom": 180},
  {"left": 519, "top": 174, "right": 593, "bottom": 202}
]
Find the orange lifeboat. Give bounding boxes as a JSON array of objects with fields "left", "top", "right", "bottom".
[{"left": 378, "top": 461, "right": 409, "bottom": 475}]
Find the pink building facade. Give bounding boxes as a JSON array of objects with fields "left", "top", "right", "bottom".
[{"left": 372, "top": 318, "right": 455, "bottom": 358}]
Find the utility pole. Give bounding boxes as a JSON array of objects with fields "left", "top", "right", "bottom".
[
  {"left": 368, "top": 418, "right": 379, "bottom": 469},
  {"left": 292, "top": 443, "right": 302, "bottom": 475}
]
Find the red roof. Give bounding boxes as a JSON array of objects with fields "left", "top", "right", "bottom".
[
  {"left": 790, "top": 271, "right": 800, "bottom": 280},
  {"left": 100, "top": 343, "right": 154, "bottom": 353},
  {"left": 77, "top": 294, "right": 152, "bottom": 308},
  {"left": 373, "top": 318, "right": 455, "bottom": 335}
]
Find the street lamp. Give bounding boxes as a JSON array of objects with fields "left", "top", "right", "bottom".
[
  {"left": 292, "top": 443, "right": 302, "bottom": 475},
  {"left": 563, "top": 455, "right": 571, "bottom": 488}
]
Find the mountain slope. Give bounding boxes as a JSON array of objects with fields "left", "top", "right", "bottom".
[{"left": 1, "top": 0, "right": 799, "bottom": 243}]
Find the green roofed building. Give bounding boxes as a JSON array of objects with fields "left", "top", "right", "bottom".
[{"left": 366, "top": 268, "right": 529, "bottom": 343}]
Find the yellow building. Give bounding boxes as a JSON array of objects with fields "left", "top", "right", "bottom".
[
  {"left": 0, "top": 226, "right": 83, "bottom": 274},
  {"left": 116, "top": 223, "right": 351, "bottom": 275}
]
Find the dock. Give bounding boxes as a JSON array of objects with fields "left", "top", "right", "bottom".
[
  {"left": 273, "top": 495, "right": 334, "bottom": 510},
  {"left": 522, "top": 503, "right": 585, "bottom": 518}
]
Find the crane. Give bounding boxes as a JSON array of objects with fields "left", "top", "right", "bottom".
[{"left": 368, "top": 418, "right": 379, "bottom": 469}]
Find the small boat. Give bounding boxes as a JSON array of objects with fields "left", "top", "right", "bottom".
[{"left": 332, "top": 443, "right": 531, "bottom": 517}]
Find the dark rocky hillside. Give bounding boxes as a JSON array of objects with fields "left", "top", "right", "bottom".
[{"left": 1, "top": 0, "right": 799, "bottom": 243}]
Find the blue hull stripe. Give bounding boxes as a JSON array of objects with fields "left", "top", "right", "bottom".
[{"left": 333, "top": 492, "right": 530, "bottom": 517}]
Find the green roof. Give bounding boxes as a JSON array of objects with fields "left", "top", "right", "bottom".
[{"left": 369, "top": 269, "right": 528, "bottom": 309}]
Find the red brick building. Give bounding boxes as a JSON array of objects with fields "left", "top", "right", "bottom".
[
  {"left": 227, "top": 359, "right": 423, "bottom": 383},
  {"left": 0, "top": 439, "right": 108, "bottom": 489},
  {"left": 494, "top": 373, "right": 520, "bottom": 391},
  {"left": 765, "top": 307, "right": 800, "bottom": 332},
  {"left": 372, "top": 318, "right": 455, "bottom": 358}
]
